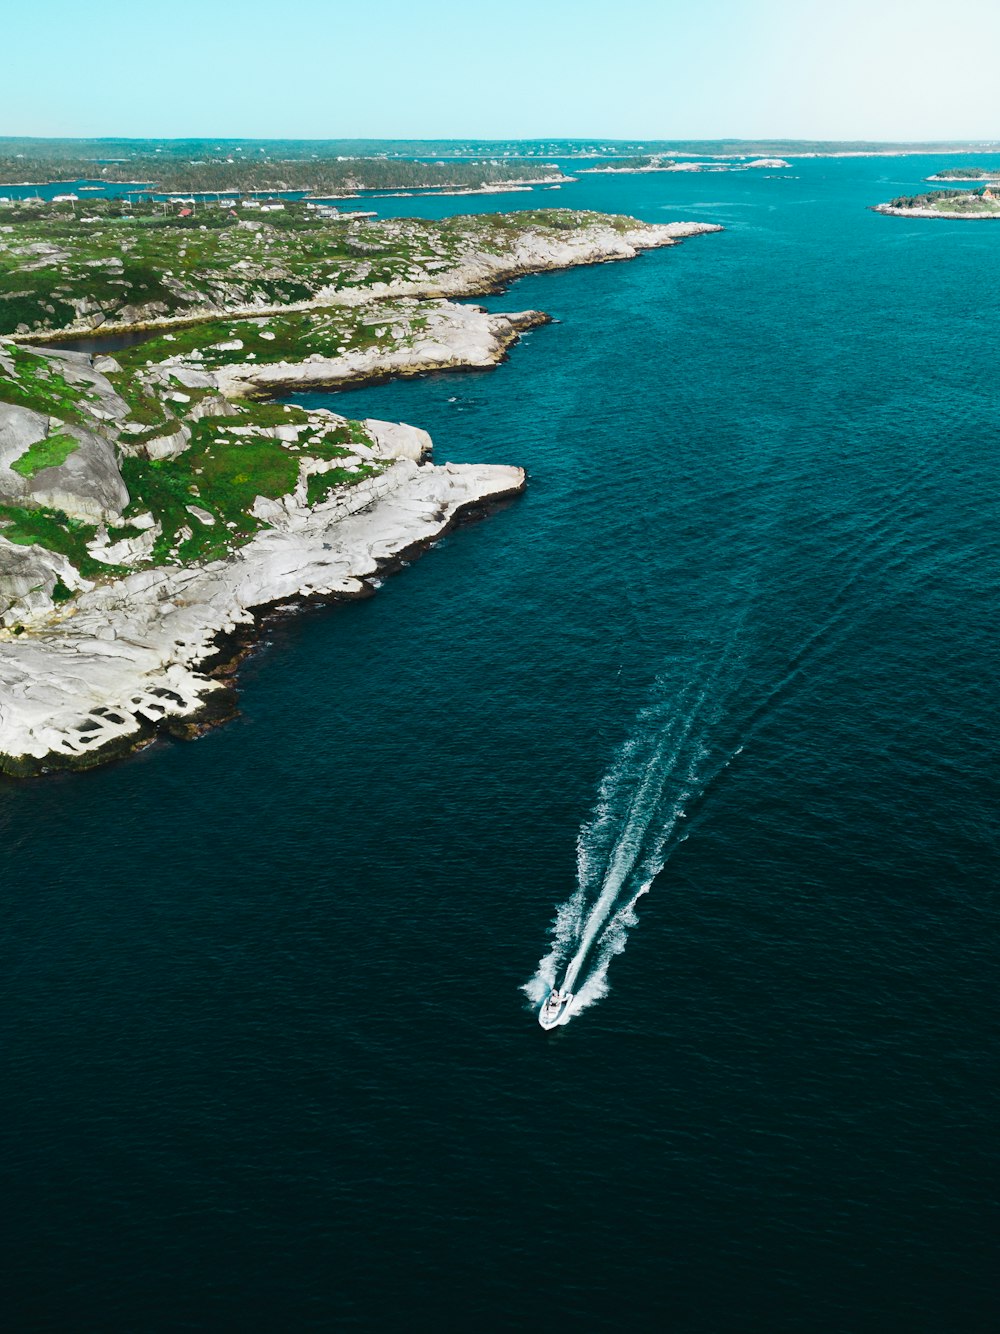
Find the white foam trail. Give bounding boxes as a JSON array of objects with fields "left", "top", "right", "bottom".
[
  {"left": 524, "top": 646, "right": 740, "bottom": 1026},
  {"left": 562, "top": 692, "right": 706, "bottom": 993},
  {"left": 563, "top": 740, "right": 710, "bottom": 1020},
  {"left": 524, "top": 475, "right": 945, "bottom": 1028},
  {"left": 522, "top": 888, "right": 586, "bottom": 1005}
]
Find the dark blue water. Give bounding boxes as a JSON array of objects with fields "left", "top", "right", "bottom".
[
  {"left": 38, "top": 327, "right": 161, "bottom": 356},
  {"left": 3, "top": 159, "right": 999, "bottom": 1332}
]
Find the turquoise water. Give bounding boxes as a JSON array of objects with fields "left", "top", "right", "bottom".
[
  {"left": 3, "top": 159, "right": 999, "bottom": 1330},
  {"left": 0, "top": 178, "right": 154, "bottom": 201}
]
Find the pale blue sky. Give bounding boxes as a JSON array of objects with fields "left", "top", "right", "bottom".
[{"left": 3, "top": 0, "right": 998, "bottom": 141}]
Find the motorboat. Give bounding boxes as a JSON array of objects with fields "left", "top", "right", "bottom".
[{"left": 539, "top": 987, "right": 574, "bottom": 1030}]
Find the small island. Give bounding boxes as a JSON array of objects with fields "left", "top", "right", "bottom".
[
  {"left": 579, "top": 155, "right": 678, "bottom": 174},
  {"left": 580, "top": 156, "right": 790, "bottom": 175},
  {"left": 925, "top": 165, "right": 1000, "bottom": 182},
  {"left": 874, "top": 186, "right": 1000, "bottom": 218},
  {"left": 0, "top": 202, "right": 720, "bottom": 774}
]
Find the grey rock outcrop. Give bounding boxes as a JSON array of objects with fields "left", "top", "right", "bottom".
[
  {"left": 0, "top": 459, "right": 525, "bottom": 770},
  {"left": 0, "top": 537, "right": 90, "bottom": 621},
  {"left": 27, "top": 423, "right": 129, "bottom": 521},
  {"left": 363, "top": 418, "right": 432, "bottom": 461},
  {"left": 138, "top": 422, "right": 191, "bottom": 461},
  {"left": 39, "top": 349, "right": 131, "bottom": 423},
  {"left": 0, "top": 404, "right": 49, "bottom": 485},
  {"left": 0, "top": 403, "right": 130, "bottom": 523}
]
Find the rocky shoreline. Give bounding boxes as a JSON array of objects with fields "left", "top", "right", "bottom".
[
  {"left": 580, "top": 159, "right": 789, "bottom": 174},
  {"left": 14, "top": 218, "right": 720, "bottom": 344},
  {"left": 873, "top": 203, "right": 1000, "bottom": 219},
  {"left": 925, "top": 174, "right": 1000, "bottom": 183},
  {"left": 0, "top": 213, "right": 721, "bottom": 775},
  {"left": 0, "top": 450, "right": 524, "bottom": 775},
  {"left": 204, "top": 305, "right": 550, "bottom": 398}
]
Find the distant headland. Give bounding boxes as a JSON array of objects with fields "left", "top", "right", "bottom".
[
  {"left": 925, "top": 166, "right": 1000, "bottom": 183},
  {"left": 874, "top": 186, "right": 1000, "bottom": 218},
  {"left": 578, "top": 155, "right": 790, "bottom": 174},
  {"left": 0, "top": 198, "right": 721, "bottom": 775}
]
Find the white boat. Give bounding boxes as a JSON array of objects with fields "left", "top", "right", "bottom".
[{"left": 539, "top": 987, "right": 574, "bottom": 1030}]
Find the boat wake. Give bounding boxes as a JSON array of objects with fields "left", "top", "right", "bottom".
[
  {"left": 524, "top": 642, "right": 744, "bottom": 1027},
  {"left": 524, "top": 462, "right": 949, "bottom": 1028}
]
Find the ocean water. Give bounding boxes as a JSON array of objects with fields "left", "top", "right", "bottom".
[
  {"left": 2, "top": 158, "right": 999, "bottom": 1331},
  {"left": 0, "top": 178, "right": 155, "bottom": 202}
]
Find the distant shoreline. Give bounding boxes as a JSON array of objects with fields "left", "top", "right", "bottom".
[
  {"left": 0, "top": 175, "right": 573, "bottom": 201},
  {"left": 0, "top": 179, "right": 153, "bottom": 189},
  {"left": 873, "top": 202, "right": 1000, "bottom": 219},
  {"left": 926, "top": 173, "right": 1000, "bottom": 183}
]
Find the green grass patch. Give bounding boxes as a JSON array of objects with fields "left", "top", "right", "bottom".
[
  {"left": 119, "top": 415, "right": 381, "bottom": 565},
  {"left": 306, "top": 464, "right": 380, "bottom": 507},
  {"left": 9, "top": 430, "right": 79, "bottom": 478},
  {"left": 0, "top": 344, "right": 91, "bottom": 424},
  {"left": 0, "top": 269, "right": 78, "bottom": 335},
  {"left": 120, "top": 422, "right": 300, "bottom": 565},
  {"left": 104, "top": 371, "right": 171, "bottom": 426},
  {"left": 0, "top": 502, "right": 118, "bottom": 577},
  {"left": 114, "top": 305, "right": 397, "bottom": 375},
  {"left": 219, "top": 401, "right": 312, "bottom": 428}
]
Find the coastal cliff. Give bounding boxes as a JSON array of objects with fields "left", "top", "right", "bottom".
[
  {"left": 0, "top": 450, "right": 523, "bottom": 775},
  {"left": 0, "top": 209, "right": 721, "bottom": 774}
]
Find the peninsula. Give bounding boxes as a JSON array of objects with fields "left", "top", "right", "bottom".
[
  {"left": 0, "top": 204, "right": 720, "bottom": 774},
  {"left": 874, "top": 187, "right": 1000, "bottom": 218},
  {"left": 578, "top": 155, "right": 790, "bottom": 174},
  {"left": 925, "top": 166, "right": 1000, "bottom": 182}
]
